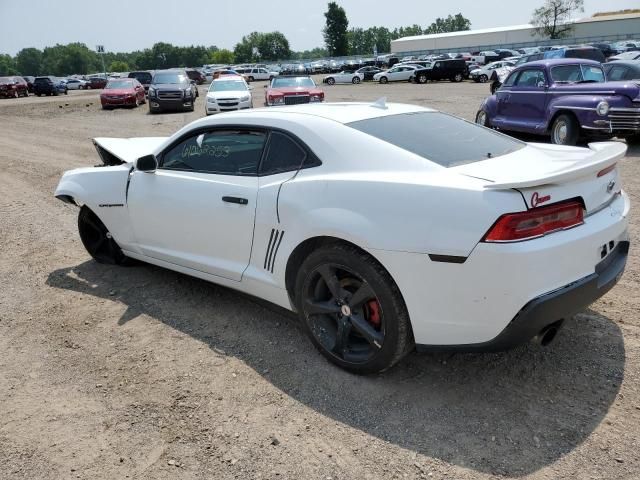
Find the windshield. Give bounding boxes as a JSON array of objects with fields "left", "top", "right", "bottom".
[
  {"left": 210, "top": 80, "right": 247, "bottom": 92},
  {"left": 106, "top": 80, "right": 134, "bottom": 89},
  {"left": 271, "top": 77, "right": 315, "bottom": 88},
  {"left": 152, "top": 73, "right": 187, "bottom": 84},
  {"left": 348, "top": 112, "right": 524, "bottom": 167},
  {"left": 551, "top": 64, "right": 605, "bottom": 83},
  {"left": 129, "top": 72, "right": 152, "bottom": 82}
]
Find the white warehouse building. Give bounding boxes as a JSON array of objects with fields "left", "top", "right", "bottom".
[{"left": 390, "top": 12, "right": 640, "bottom": 55}]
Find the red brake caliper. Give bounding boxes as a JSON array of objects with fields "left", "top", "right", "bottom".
[{"left": 366, "top": 300, "right": 381, "bottom": 328}]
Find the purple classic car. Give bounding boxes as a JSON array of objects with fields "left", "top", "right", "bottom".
[{"left": 476, "top": 59, "right": 640, "bottom": 145}]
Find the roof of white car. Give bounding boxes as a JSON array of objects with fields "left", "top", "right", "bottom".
[{"left": 198, "top": 102, "right": 436, "bottom": 125}]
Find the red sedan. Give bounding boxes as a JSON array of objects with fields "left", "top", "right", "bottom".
[
  {"left": 265, "top": 75, "right": 324, "bottom": 106},
  {"left": 100, "top": 79, "right": 146, "bottom": 110}
]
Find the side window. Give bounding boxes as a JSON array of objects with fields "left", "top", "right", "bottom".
[
  {"left": 161, "top": 130, "right": 266, "bottom": 175},
  {"left": 502, "top": 71, "right": 518, "bottom": 87},
  {"left": 607, "top": 66, "right": 628, "bottom": 81},
  {"left": 260, "top": 132, "right": 307, "bottom": 175},
  {"left": 551, "top": 65, "right": 582, "bottom": 83},
  {"left": 514, "top": 69, "right": 545, "bottom": 87}
]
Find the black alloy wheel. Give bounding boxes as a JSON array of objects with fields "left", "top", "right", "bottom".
[
  {"left": 296, "top": 244, "right": 413, "bottom": 374},
  {"left": 327, "top": 77, "right": 335, "bottom": 85},
  {"left": 78, "top": 207, "right": 130, "bottom": 265}
]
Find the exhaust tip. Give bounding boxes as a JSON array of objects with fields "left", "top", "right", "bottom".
[{"left": 534, "top": 320, "right": 564, "bottom": 347}]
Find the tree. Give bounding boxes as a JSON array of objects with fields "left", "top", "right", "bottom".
[
  {"left": 210, "top": 49, "right": 235, "bottom": 64},
  {"left": 258, "top": 32, "right": 291, "bottom": 61},
  {"left": 15, "top": 48, "right": 43, "bottom": 75},
  {"left": 424, "top": 13, "right": 471, "bottom": 34},
  {"left": 109, "top": 60, "right": 129, "bottom": 72},
  {"left": 323, "top": 2, "right": 349, "bottom": 56},
  {"left": 531, "top": 0, "right": 584, "bottom": 39},
  {"left": 0, "top": 54, "right": 18, "bottom": 75}
]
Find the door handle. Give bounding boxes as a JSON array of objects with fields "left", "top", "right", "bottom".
[{"left": 222, "top": 196, "right": 248, "bottom": 205}]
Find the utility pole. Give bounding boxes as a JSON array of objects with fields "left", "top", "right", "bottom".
[{"left": 96, "top": 45, "right": 106, "bottom": 77}]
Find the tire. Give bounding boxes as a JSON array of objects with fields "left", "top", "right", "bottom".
[
  {"left": 37, "top": 93, "right": 41, "bottom": 97},
  {"left": 352, "top": 76, "right": 360, "bottom": 84},
  {"left": 550, "top": 114, "right": 579, "bottom": 146},
  {"left": 78, "top": 207, "right": 130, "bottom": 265},
  {"left": 417, "top": 74, "right": 427, "bottom": 84},
  {"left": 327, "top": 77, "right": 335, "bottom": 85},
  {"left": 479, "top": 74, "right": 488, "bottom": 83},
  {"left": 247, "top": 76, "right": 254, "bottom": 82},
  {"left": 294, "top": 243, "right": 413, "bottom": 374},
  {"left": 379, "top": 76, "right": 388, "bottom": 84},
  {"left": 453, "top": 73, "right": 463, "bottom": 82},
  {"left": 475, "top": 109, "right": 490, "bottom": 127}
]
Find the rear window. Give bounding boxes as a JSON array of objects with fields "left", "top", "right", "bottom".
[
  {"left": 347, "top": 112, "right": 524, "bottom": 167},
  {"left": 129, "top": 72, "right": 152, "bottom": 83}
]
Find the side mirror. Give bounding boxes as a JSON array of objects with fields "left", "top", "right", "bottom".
[{"left": 137, "top": 154, "right": 157, "bottom": 172}]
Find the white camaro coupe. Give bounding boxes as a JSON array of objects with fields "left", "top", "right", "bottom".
[
  {"left": 55, "top": 102, "right": 630, "bottom": 373},
  {"left": 323, "top": 71, "right": 365, "bottom": 85}
]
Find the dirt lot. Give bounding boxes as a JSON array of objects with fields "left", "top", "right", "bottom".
[{"left": 1, "top": 78, "right": 639, "bottom": 480}]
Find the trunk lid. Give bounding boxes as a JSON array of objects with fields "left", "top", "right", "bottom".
[{"left": 454, "top": 141, "right": 626, "bottom": 213}]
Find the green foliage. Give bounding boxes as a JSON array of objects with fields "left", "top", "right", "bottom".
[
  {"left": 109, "top": 60, "right": 130, "bottom": 72},
  {"left": 346, "top": 14, "right": 471, "bottom": 56},
  {"left": 15, "top": 48, "right": 43, "bottom": 76},
  {"left": 323, "top": 1, "right": 349, "bottom": 56},
  {"left": 210, "top": 49, "right": 235, "bottom": 64},
  {"left": 531, "top": 0, "right": 584, "bottom": 39},
  {"left": 234, "top": 31, "right": 291, "bottom": 63},
  {"left": 424, "top": 14, "right": 472, "bottom": 34},
  {"left": 0, "top": 54, "right": 18, "bottom": 75},
  {"left": 292, "top": 47, "right": 329, "bottom": 60}
]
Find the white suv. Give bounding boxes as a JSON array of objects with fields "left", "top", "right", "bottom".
[{"left": 243, "top": 68, "right": 279, "bottom": 82}]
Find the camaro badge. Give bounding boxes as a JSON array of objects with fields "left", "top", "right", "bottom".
[{"left": 531, "top": 192, "right": 551, "bottom": 208}]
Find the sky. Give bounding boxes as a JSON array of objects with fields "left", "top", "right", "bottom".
[{"left": 0, "top": 0, "right": 638, "bottom": 55}]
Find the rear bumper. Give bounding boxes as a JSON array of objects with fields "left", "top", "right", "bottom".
[
  {"left": 370, "top": 191, "right": 630, "bottom": 346},
  {"left": 416, "top": 240, "right": 629, "bottom": 352}
]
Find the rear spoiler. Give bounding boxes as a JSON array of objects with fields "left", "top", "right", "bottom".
[
  {"left": 483, "top": 142, "right": 627, "bottom": 190},
  {"left": 93, "top": 137, "right": 168, "bottom": 166}
]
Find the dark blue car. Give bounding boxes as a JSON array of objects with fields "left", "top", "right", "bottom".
[{"left": 475, "top": 59, "right": 640, "bottom": 145}]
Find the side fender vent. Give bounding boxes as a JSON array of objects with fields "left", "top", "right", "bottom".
[{"left": 264, "top": 229, "right": 285, "bottom": 273}]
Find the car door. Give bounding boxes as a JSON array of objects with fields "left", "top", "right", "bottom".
[
  {"left": 127, "top": 128, "right": 266, "bottom": 281},
  {"left": 496, "top": 68, "right": 548, "bottom": 132}
]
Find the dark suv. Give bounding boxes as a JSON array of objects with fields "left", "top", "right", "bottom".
[
  {"left": 411, "top": 59, "right": 468, "bottom": 83},
  {"left": 33, "top": 76, "right": 66, "bottom": 96},
  {"left": 148, "top": 69, "right": 197, "bottom": 113},
  {"left": 128, "top": 71, "right": 153, "bottom": 93},
  {"left": 186, "top": 69, "right": 205, "bottom": 85}
]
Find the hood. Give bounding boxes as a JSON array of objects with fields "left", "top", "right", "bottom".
[
  {"left": 151, "top": 83, "right": 189, "bottom": 90},
  {"left": 207, "top": 90, "right": 249, "bottom": 99},
  {"left": 93, "top": 137, "right": 168, "bottom": 164},
  {"left": 554, "top": 81, "right": 640, "bottom": 99},
  {"left": 268, "top": 86, "right": 322, "bottom": 95},
  {"left": 101, "top": 88, "right": 135, "bottom": 95}
]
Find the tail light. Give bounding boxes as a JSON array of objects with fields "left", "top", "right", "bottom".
[{"left": 483, "top": 201, "right": 584, "bottom": 243}]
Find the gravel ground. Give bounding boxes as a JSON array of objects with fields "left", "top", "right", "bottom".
[{"left": 0, "top": 78, "right": 639, "bottom": 480}]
